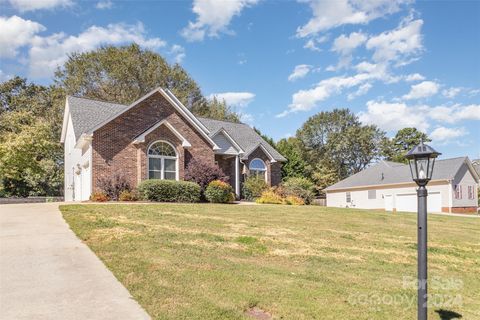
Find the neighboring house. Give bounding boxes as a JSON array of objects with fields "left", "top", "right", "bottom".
[
  {"left": 61, "top": 87, "right": 286, "bottom": 201},
  {"left": 324, "top": 157, "right": 479, "bottom": 214}
]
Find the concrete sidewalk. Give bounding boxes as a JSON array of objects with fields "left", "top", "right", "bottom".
[{"left": 0, "top": 203, "right": 150, "bottom": 320}]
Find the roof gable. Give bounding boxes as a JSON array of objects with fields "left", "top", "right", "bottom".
[
  {"left": 62, "top": 88, "right": 218, "bottom": 149},
  {"left": 198, "top": 117, "right": 286, "bottom": 161}
]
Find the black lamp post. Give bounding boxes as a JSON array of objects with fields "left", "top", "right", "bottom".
[{"left": 405, "top": 140, "right": 441, "bottom": 320}]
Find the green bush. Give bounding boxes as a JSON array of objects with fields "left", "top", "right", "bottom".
[
  {"left": 242, "top": 175, "right": 268, "bottom": 200},
  {"left": 280, "top": 177, "right": 316, "bottom": 204},
  {"left": 205, "top": 180, "right": 235, "bottom": 203},
  {"left": 137, "top": 180, "right": 201, "bottom": 203}
]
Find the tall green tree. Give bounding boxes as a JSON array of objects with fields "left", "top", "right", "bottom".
[
  {"left": 383, "top": 128, "right": 431, "bottom": 163},
  {"left": 0, "top": 77, "right": 64, "bottom": 196},
  {"left": 276, "top": 137, "right": 308, "bottom": 179},
  {"left": 55, "top": 43, "right": 239, "bottom": 121},
  {"left": 296, "top": 109, "right": 385, "bottom": 190}
]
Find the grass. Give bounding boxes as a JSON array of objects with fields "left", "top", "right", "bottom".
[{"left": 60, "top": 204, "right": 480, "bottom": 320}]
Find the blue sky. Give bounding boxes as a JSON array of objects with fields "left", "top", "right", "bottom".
[{"left": 1, "top": 0, "right": 479, "bottom": 160}]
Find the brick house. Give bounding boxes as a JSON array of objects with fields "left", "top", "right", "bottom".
[{"left": 60, "top": 87, "right": 286, "bottom": 201}]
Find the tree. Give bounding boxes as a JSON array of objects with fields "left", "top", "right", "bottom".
[
  {"left": 276, "top": 137, "right": 308, "bottom": 179},
  {"left": 254, "top": 127, "right": 276, "bottom": 147},
  {"left": 193, "top": 97, "right": 240, "bottom": 122},
  {"left": 296, "top": 109, "right": 385, "bottom": 189},
  {"left": 55, "top": 43, "right": 239, "bottom": 120},
  {"left": 0, "top": 78, "right": 64, "bottom": 196},
  {"left": 383, "top": 128, "right": 431, "bottom": 163}
]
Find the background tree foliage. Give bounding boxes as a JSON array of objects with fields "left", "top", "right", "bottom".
[
  {"left": 55, "top": 44, "right": 239, "bottom": 121},
  {"left": 275, "top": 137, "right": 308, "bottom": 180},
  {"left": 297, "top": 109, "right": 386, "bottom": 185},
  {"left": 381, "top": 127, "right": 431, "bottom": 163},
  {"left": 0, "top": 77, "right": 64, "bottom": 196}
]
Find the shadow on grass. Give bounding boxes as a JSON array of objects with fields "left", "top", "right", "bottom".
[{"left": 435, "top": 309, "right": 462, "bottom": 320}]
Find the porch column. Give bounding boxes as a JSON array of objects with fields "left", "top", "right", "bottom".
[{"left": 235, "top": 155, "right": 240, "bottom": 198}]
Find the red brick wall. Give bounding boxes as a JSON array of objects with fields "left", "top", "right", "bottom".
[
  {"left": 215, "top": 155, "right": 234, "bottom": 188},
  {"left": 442, "top": 206, "right": 478, "bottom": 214},
  {"left": 92, "top": 92, "right": 215, "bottom": 191}
]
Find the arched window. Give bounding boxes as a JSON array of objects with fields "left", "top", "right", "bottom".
[
  {"left": 148, "top": 141, "right": 177, "bottom": 180},
  {"left": 249, "top": 158, "right": 267, "bottom": 180}
]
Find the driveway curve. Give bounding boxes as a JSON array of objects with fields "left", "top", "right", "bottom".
[{"left": 0, "top": 203, "right": 150, "bottom": 320}]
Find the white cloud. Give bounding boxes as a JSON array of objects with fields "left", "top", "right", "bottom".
[
  {"left": 403, "top": 81, "right": 440, "bottom": 100},
  {"left": 347, "top": 83, "right": 372, "bottom": 100},
  {"left": 0, "top": 16, "right": 45, "bottom": 58},
  {"left": 288, "top": 64, "right": 312, "bottom": 82},
  {"left": 366, "top": 16, "right": 423, "bottom": 65},
  {"left": 28, "top": 22, "right": 165, "bottom": 78},
  {"left": 328, "top": 31, "right": 367, "bottom": 70},
  {"left": 442, "top": 87, "right": 462, "bottom": 99},
  {"left": 303, "top": 35, "right": 328, "bottom": 52},
  {"left": 358, "top": 100, "right": 430, "bottom": 132},
  {"left": 7, "top": 0, "right": 72, "bottom": 12},
  {"left": 170, "top": 44, "right": 185, "bottom": 63},
  {"left": 404, "top": 73, "right": 425, "bottom": 82},
  {"left": 427, "top": 104, "right": 480, "bottom": 123},
  {"left": 181, "top": 0, "right": 258, "bottom": 42},
  {"left": 208, "top": 92, "right": 255, "bottom": 108},
  {"left": 332, "top": 31, "right": 367, "bottom": 55},
  {"left": 430, "top": 126, "right": 467, "bottom": 143},
  {"left": 297, "top": 0, "right": 410, "bottom": 37},
  {"left": 96, "top": 0, "right": 113, "bottom": 9}
]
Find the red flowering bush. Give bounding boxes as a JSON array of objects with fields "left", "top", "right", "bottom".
[{"left": 184, "top": 158, "right": 228, "bottom": 194}]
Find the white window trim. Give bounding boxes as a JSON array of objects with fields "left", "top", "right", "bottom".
[
  {"left": 147, "top": 140, "right": 179, "bottom": 181},
  {"left": 249, "top": 158, "right": 267, "bottom": 181}
]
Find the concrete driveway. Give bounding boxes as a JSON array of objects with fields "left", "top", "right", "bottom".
[{"left": 0, "top": 203, "right": 150, "bottom": 320}]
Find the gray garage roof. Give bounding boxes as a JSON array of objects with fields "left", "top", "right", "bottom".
[
  {"left": 68, "top": 96, "right": 129, "bottom": 141},
  {"left": 325, "top": 157, "right": 473, "bottom": 191},
  {"left": 473, "top": 159, "right": 480, "bottom": 176},
  {"left": 198, "top": 117, "right": 286, "bottom": 161}
]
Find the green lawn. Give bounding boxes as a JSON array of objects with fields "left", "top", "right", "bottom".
[{"left": 60, "top": 204, "right": 480, "bottom": 320}]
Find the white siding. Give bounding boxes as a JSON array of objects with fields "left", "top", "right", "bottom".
[
  {"left": 326, "top": 183, "right": 450, "bottom": 213},
  {"left": 451, "top": 163, "right": 478, "bottom": 208},
  {"left": 64, "top": 115, "right": 92, "bottom": 202}
]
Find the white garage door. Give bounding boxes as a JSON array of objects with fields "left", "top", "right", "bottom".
[
  {"left": 396, "top": 194, "right": 417, "bottom": 212},
  {"left": 396, "top": 192, "right": 442, "bottom": 213},
  {"left": 427, "top": 192, "right": 442, "bottom": 213}
]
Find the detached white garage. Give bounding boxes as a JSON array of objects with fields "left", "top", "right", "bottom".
[
  {"left": 325, "top": 158, "right": 479, "bottom": 214},
  {"left": 394, "top": 192, "right": 442, "bottom": 213}
]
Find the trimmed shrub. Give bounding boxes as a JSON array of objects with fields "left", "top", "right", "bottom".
[
  {"left": 205, "top": 180, "right": 235, "bottom": 203},
  {"left": 90, "top": 192, "right": 109, "bottom": 202},
  {"left": 243, "top": 175, "right": 268, "bottom": 200},
  {"left": 137, "top": 180, "right": 201, "bottom": 203},
  {"left": 285, "top": 195, "right": 305, "bottom": 205},
  {"left": 281, "top": 177, "right": 315, "bottom": 204},
  {"left": 119, "top": 190, "right": 139, "bottom": 201},
  {"left": 256, "top": 189, "right": 284, "bottom": 204},
  {"left": 184, "top": 158, "right": 228, "bottom": 194},
  {"left": 97, "top": 173, "right": 131, "bottom": 201}
]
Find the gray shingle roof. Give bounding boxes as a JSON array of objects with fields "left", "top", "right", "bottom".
[
  {"left": 68, "top": 96, "right": 128, "bottom": 141},
  {"left": 66, "top": 96, "right": 286, "bottom": 161},
  {"left": 197, "top": 117, "right": 286, "bottom": 161},
  {"left": 325, "top": 157, "right": 469, "bottom": 191}
]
